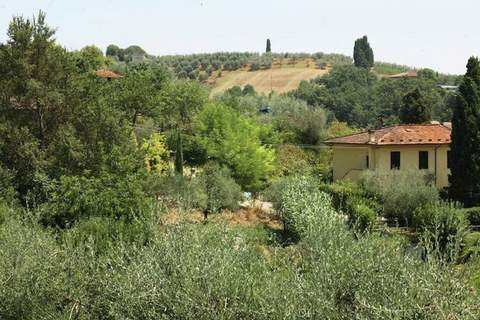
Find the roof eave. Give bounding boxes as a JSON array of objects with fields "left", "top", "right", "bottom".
[{"left": 326, "top": 141, "right": 450, "bottom": 146}]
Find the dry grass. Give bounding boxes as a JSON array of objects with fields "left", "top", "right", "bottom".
[
  {"left": 209, "top": 58, "right": 329, "bottom": 96},
  {"left": 162, "top": 207, "right": 283, "bottom": 230}
]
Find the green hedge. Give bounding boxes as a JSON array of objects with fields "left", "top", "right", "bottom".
[{"left": 464, "top": 207, "right": 480, "bottom": 226}]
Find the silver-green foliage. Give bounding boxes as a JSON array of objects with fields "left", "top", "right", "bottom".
[
  {"left": 0, "top": 183, "right": 479, "bottom": 319},
  {"left": 362, "top": 169, "right": 439, "bottom": 225},
  {"left": 277, "top": 177, "right": 478, "bottom": 319}
]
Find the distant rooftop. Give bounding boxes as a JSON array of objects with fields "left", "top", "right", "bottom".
[
  {"left": 95, "top": 69, "right": 123, "bottom": 79},
  {"left": 438, "top": 85, "right": 458, "bottom": 90},
  {"left": 386, "top": 70, "right": 418, "bottom": 79},
  {"left": 325, "top": 123, "right": 451, "bottom": 146}
]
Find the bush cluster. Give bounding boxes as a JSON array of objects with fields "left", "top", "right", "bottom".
[
  {"left": 414, "top": 202, "right": 467, "bottom": 261},
  {"left": 361, "top": 169, "right": 439, "bottom": 226},
  {"left": 319, "top": 181, "right": 378, "bottom": 233},
  {"left": 146, "top": 163, "right": 243, "bottom": 216},
  {"left": 38, "top": 174, "right": 151, "bottom": 228},
  {"left": 463, "top": 207, "right": 480, "bottom": 226}
]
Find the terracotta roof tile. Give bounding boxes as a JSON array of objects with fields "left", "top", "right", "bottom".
[
  {"left": 95, "top": 69, "right": 123, "bottom": 79},
  {"left": 325, "top": 124, "right": 451, "bottom": 145}
]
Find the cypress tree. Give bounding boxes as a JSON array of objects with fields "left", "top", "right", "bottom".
[
  {"left": 174, "top": 131, "right": 184, "bottom": 175},
  {"left": 353, "top": 36, "right": 374, "bottom": 69},
  {"left": 399, "top": 88, "right": 432, "bottom": 124},
  {"left": 266, "top": 39, "right": 271, "bottom": 53},
  {"left": 449, "top": 57, "right": 480, "bottom": 206}
]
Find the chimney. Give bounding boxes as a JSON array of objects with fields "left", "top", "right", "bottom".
[{"left": 368, "top": 129, "right": 375, "bottom": 143}]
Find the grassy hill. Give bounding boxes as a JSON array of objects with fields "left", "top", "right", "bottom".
[{"left": 209, "top": 58, "right": 330, "bottom": 96}]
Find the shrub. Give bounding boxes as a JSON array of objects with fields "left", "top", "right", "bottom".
[
  {"left": 317, "top": 182, "right": 378, "bottom": 233},
  {"left": 464, "top": 207, "right": 480, "bottom": 226},
  {"left": 346, "top": 197, "right": 377, "bottom": 233},
  {"left": 0, "top": 165, "right": 17, "bottom": 206},
  {"left": 362, "top": 169, "right": 439, "bottom": 226},
  {"left": 462, "top": 232, "right": 480, "bottom": 261},
  {"left": 141, "top": 133, "right": 170, "bottom": 175},
  {"left": 0, "top": 202, "right": 17, "bottom": 226},
  {"left": 62, "top": 216, "right": 154, "bottom": 255},
  {"left": 198, "top": 162, "right": 243, "bottom": 215},
  {"left": 278, "top": 177, "right": 338, "bottom": 240},
  {"left": 0, "top": 218, "right": 88, "bottom": 319},
  {"left": 275, "top": 144, "right": 312, "bottom": 177},
  {"left": 318, "top": 181, "right": 364, "bottom": 213},
  {"left": 414, "top": 202, "right": 467, "bottom": 261},
  {"left": 145, "top": 174, "right": 207, "bottom": 212},
  {"left": 39, "top": 174, "right": 152, "bottom": 228},
  {"left": 261, "top": 177, "right": 294, "bottom": 211},
  {"left": 198, "top": 71, "right": 209, "bottom": 82}
]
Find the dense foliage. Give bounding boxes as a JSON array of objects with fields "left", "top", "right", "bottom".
[
  {"left": 291, "top": 65, "right": 457, "bottom": 127},
  {"left": 362, "top": 169, "right": 439, "bottom": 226},
  {"left": 399, "top": 88, "right": 432, "bottom": 124},
  {"left": 450, "top": 57, "right": 480, "bottom": 206},
  {"left": 195, "top": 103, "right": 276, "bottom": 191}
]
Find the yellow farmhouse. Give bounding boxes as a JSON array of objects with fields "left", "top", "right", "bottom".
[{"left": 325, "top": 123, "right": 452, "bottom": 188}]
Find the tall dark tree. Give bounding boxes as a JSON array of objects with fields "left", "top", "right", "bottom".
[
  {"left": 399, "top": 88, "right": 432, "bottom": 124},
  {"left": 174, "top": 131, "right": 184, "bottom": 175},
  {"left": 353, "top": 36, "right": 374, "bottom": 69},
  {"left": 266, "top": 39, "right": 271, "bottom": 53},
  {"left": 449, "top": 57, "right": 480, "bottom": 206}
]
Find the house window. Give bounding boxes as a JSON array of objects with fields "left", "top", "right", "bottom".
[
  {"left": 419, "top": 151, "right": 429, "bottom": 170},
  {"left": 390, "top": 151, "right": 400, "bottom": 169},
  {"left": 366, "top": 155, "right": 369, "bottom": 169}
]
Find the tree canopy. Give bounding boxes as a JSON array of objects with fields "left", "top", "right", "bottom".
[
  {"left": 353, "top": 35, "right": 374, "bottom": 69},
  {"left": 399, "top": 88, "right": 432, "bottom": 124},
  {"left": 449, "top": 57, "right": 480, "bottom": 206},
  {"left": 195, "top": 103, "right": 275, "bottom": 191}
]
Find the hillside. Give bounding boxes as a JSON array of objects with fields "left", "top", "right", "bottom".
[{"left": 209, "top": 58, "right": 330, "bottom": 95}]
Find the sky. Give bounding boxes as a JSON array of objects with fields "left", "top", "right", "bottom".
[{"left": 0, "top": 0, "right": 479, "bottom": 74}]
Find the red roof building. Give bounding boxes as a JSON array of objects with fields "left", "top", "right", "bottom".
[
  {"left": 325, "top": 124, "right": 451, "bottom": 146},
  {"left": 326, "top": 123, "right": 452, "bottom": 187}
]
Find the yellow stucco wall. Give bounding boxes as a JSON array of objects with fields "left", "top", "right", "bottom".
[
  {"left": 332, "top": 144, "right": 450, "bottom": 188},
  {"left": 332, "top": 146, "right": 369, "bottom": 182}
]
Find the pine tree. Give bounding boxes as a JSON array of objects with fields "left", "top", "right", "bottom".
[
  {"left": 266, "top": 39, "right": 271, "bottom": 53},
  {"left": 174, "top": 131, "right": 184, "bottom": 175},
  {"left": 399, "top": 88, "right": 432, "bottom": 124},
  {"left": 449, "top": 57, "right": 480, "bottom": 206},
  {"left": 353, "top": 36, "right": 374, "bottom": 69}
]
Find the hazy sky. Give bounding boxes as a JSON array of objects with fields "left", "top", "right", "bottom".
[{"left": 0, "top": 0, "right": 479, "bottom": 74}]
